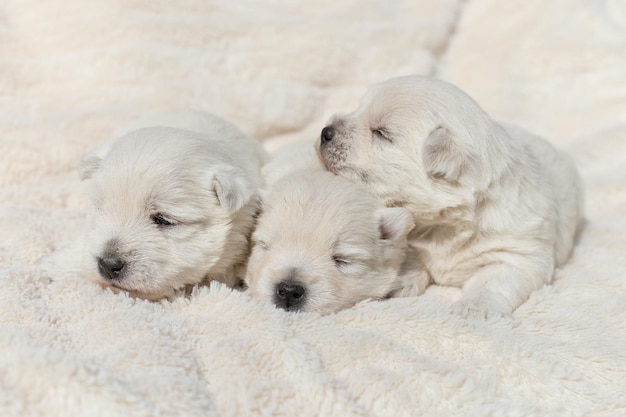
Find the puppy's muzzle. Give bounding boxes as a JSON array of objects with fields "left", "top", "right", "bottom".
[
  {"left": 320, "top": 125, "right": 336, "bottom": 146},
  {"left": 97, "top": 254, "right": 126, "bottom": 281},
  {"left": 273, "top": 280, "right": 306, "bottom": 312}
]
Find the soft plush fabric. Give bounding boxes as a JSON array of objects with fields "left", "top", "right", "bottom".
[{"left": 1, "top": 1, "right": 625, "bottom": 416}]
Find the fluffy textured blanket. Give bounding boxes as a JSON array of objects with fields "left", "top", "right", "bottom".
[{"left": 1, "top": 1, "right": 626, "bottom": 416}]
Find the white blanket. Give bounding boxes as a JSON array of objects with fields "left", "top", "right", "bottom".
[{"left": 2, "top": 1, "right": 626, "bottom": 415}]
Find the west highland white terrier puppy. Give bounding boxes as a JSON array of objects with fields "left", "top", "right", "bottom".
[
  {"left": 79, "top": 109, "right": 268, "bottom": 300},
  {"left": 246, "top": 152, "right": 414, "bottom": 315},
  {"left": 317, "top": 75, "right": 584, "bottom": 319}
]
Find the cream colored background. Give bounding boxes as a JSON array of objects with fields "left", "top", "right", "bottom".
[{"left": 1, "top": 1, "right": 625, "bottom": 416}]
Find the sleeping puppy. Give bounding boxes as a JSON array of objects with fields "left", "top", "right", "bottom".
[
  {"left": 245, "top": 163, "right": 414, "bottom": 315},
  {"left": 317, "top": 75, "right": 584, "bottom": 319},
  {"left": 79, "top": 109, "right": 268, "bottom": 300}
]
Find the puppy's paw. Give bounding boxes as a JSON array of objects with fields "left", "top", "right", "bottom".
[{"left": 451, "top": 291, "right": 511, "bottom": 320}]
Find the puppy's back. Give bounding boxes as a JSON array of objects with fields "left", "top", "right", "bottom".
[{"left": 503, "top": 123, "right": 584, "bottom": 266}]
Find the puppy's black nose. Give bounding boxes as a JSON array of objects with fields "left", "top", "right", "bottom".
[
  {"left": 97, "top": 255, "right": 126, "bottom": 281},
  {"left": 321, "top": 126, "right": 336, "bottom": 144},
  {"left": 274, "top": 280, "right": 306, "bottom": 311}
]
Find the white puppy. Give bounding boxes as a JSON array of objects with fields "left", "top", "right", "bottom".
[
  {"left": 246, "top": 164, "right": 414, "bottom": 315},
  {"left": 317, "top": 75, "right": 584, "bottom": 319},
  {"left": 79, "top": 109, "right": 268, "bottom": 300}
]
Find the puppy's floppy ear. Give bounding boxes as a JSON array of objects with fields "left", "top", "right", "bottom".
[
  {"left": 78, "top": 143, "right": 111, "bottom": 180},
  {"left": 422, "top": 125, "right": 467, "bottom": 182},
  {"left": 377, "top": 207, "right": 415, "bottom": 242},
  {"left": 212, "top": 165, "right": 258, "bottom": 213}
]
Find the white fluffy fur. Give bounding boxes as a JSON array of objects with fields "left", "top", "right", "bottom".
[
  {"left": 3, "top": 1, "right": 626, "bottom": 415},
  {"left": 318, "top": 75, "right": 584, "bottom": 318},
  {"left": 79, "top": 110, "right": 268, "bottom": 300},
  {"left": 247, "top": 152, "right": 414, "bottom": 314}
]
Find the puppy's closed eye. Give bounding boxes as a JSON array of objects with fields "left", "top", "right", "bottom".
[
  {"left": 151, "top": 213, "right": 176, "bottom": 227},
  {"left": 332, "top": 255, "right": 351, "bottom": 269},
  {"left": 371, "top": 127, "right": 392, "bottom": 142}
]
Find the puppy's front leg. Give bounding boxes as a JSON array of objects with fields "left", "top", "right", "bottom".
[{"left": 451, "top": 254, "right": 553, "bottom": 319}]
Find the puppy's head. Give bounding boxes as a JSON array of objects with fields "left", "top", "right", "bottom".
[
  {"left": 245, "top": 170, "right": 414, "bottom": 315},
  {"left": 317, "top": 76, "right": 504, "bottom": 223},
  {"left": 79, "top": 127, "right": 258, "bottom": 300}
]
